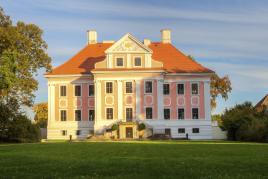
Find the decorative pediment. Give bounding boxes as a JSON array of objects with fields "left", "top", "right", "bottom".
[{"left": 105, "top": 33, "right": 152, "bottom": 53}]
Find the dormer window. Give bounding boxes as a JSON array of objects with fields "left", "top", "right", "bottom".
[
  {"left": 134, "top": 57, "right": 141, "bottom": 67},
  {"left": 116, "top": 58, "right": 123, "bottom": 67}
]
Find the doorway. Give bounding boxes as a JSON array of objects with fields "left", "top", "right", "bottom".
[{"left": 126, "top": 127, "right": 133, "bottom": 138}]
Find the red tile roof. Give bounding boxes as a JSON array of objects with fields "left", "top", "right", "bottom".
[{"left": 46, "top": 42, "right": 213, "bottom": 75}]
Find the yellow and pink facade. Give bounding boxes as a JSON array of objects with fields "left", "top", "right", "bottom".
[{"left": 45, "top": 29, "right": 214, "bottom": 139}]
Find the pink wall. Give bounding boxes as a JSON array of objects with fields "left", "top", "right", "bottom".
[
  {"left": 170, "top": 82, "right": 177, "bottom": 119},
  {"left": 153, "top": 80, "right": 158, "bottom": 119},
  {"left": 199, "top": 82, "right": 205, "bottom": 119},
  {"left": 140, "top": 80, "right": 144, "bottom": 119},
  {"left": 185, "top": 82, "right": 191, "bottom": 119},
  {"left": 82, "top": 83, "right": 88, "bottom": 121}
]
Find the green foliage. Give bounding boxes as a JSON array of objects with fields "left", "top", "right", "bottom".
[
  {"left": 33, "top": 102, "right": 48, "bottom": 128},
  {"left": 111, "top": 124, "right": 119, "bottom": 131},
  {"left": 221, "top": 101, "right": 268, "bottom": 142},
  {"left": 0, "top": 102, "right": 40, "bottom": 142},
  {"left": 138, "top": 123, "right": 146, "bottom": 131},
  {"left": 0, "top": 7, "right": 51, "bottom": 108}
]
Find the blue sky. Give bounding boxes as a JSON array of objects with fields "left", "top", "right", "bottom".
[{"left": 1, "top": 0, "right": 268, "bottom": 117}]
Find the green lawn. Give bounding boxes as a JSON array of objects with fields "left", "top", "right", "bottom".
[{"left": 1, "top": 141, "right": 268, "bottom": 179}]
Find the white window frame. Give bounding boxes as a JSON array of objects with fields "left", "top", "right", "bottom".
[
  {"left": 125, "top": 107, "right": 133, "bottom": 121},
  {"left": 105, "top": 107, "right": 114, "bottom": 120},
  {"left": 88, "top": 83, "right": 94, "bottom": 97},
  {"left": 145, "top": 107, "right": 153, "bottom": 120},
  {"left": 60, "top": 109, "right": 67, "bottom": 121},
  {"left": 191, "top": 82, "right": 199, "bottom": 95},
  {"left": 163, "top": 83, "right": 170, "bottom": 95},
  {"left": 105, "top": 81, "right": 114, "bottom": 94},
  {"left": 88, "top": 109, "right": 95, "bottom": 121},
  {"left": 163, "top": 108, "right": 171, "bottom": 120},
  {"left": 178, "top": 107, "right": 185, "bottom": 120},
  {"left": 125, "top": 81, "right": 133, "bottom": 94},
  {"left": 192, "top": 107, "right": 199, "bottom": 120},
  {"left": 59, "top": 85, "right": 67, "bottom": 97},
  {"left": 144, "top": 80, "right": 153, "bottom": 94},
  {"left": 74, "top": 109, "right": 82, "bottom": 121},
  {"left": 177, "top": 83, "right": 185, "bottom": 95},
  {"left": 74, "top": 84, "right": 82, "bottom": 97},
  {"left": 133, "top": 56, "right": 142, "bottom": 67},
  {"left": 115, "top": 56, "right": 124, "bottom": 67}
]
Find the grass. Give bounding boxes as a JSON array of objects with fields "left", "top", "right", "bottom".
[{"left": 1, "top": 141, "right": 268, "bottom": 178}]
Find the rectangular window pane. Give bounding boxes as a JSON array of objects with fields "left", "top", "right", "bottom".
[
  {"left": 60, "top": 110, "right": 67, "bottom": 121},
  {"left": 106, "top": 108, "right": 113, "bottom": 120},
  {"left": 75, "top": 110, "right": 81, "bottom": 121},
  {"left": 145, "top": 81, "right": 152, "bottom": 93},
  {"left": 164, "top": 108, "right": 170, "bottom": 120},
  {"left": 192, "top": 108, "right": 199, "bottom": 119},
  {"left": 134, "top": 57, "right": 141, "bottom": 66},
  {"left": 192, "top": 128, "right": 199, "bottom": 133},
  {"left": 146, "top": 107, "right": 153, "bottom": 119},
  {"left": 126, "top": 82, "right": 132, "bottom": 93},
  {"left": 60, "top": 86, "right": 66, "bottom": 96},
  {"left": 126, "top": 108, "right": 133, "bottom": 122},
  {"left": 89, "top": 84, "right": 94, "bottom": 96},
  {"left": 89, "top": 110, "right": 95, "bottom": 121},
  {"left": 177, "top": 84, "right": 184, "bottom": 95},
  {"left": 163, "top": 84, "right": 170, "bottom": 95},
  {"left": 76, "top": 130, "right": 81, "bottom": 135},
  {"left": 178, "top": 108, "right": 184, "bottom": 120},
  {"left": 116, "top": 58, "right": 123, "bottom": 66},
  {"left": 192, "top": 83, "right": 199, "bottom": 95},
  {"left": 75, "top": 85, "right": 81, "bottom": 96},
  {"left": 178, "top": 128, "right": 185, "bottom": 133},
  {"left": 165, "top": 128, "right": 171, "bottom": 136},
  {"left": 106, "top": 82, "right": 113, "bottom": 93}
]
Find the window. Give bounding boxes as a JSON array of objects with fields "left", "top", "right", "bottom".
[
  {"left": 134, "top": 57, "right": 141, "bottom": 66},
  {"left": 192, "top": 128, "right": 199, "bottom": 133},
  {"left": 178, "top": 108, "right": 184, "bottom": 120},
  {"left": 126, "top": 82, "right": 133, "bottom": 93},
  {"left": 165, "top": 128, "right": 171, "bottom": 136},
  {"left": 61, "top": 130, "right": 67, "bottom": 136},
  {"left": 126, "top": 108, "right": 133, "bottom": 122},
  {"left": 178, "top": 128, "right": 185, "bottom": 134},
  {"left": 106, "top": 82, "right": 113, "bottom": 93},
  {"left": 60, "top": 86, "right": 66, "bottom": 97},
  {"left": 60, "top": 110, "right": 67, "bottom": 121},
  {"left": 163, "top": 84, "right": 170, "bottom": 95},
  {"left": 192, "top": 83, "right": 199, "bottom": 95},
  {"left": 116, "top": 58, "right": 123, "bottom": 67},
  {"left": 76, "top": 130, "right": 81, "bottom": 136},
  {"left": 74, "top": 85, "right": 81, "bottom": 96},
  {"left": 89, "top": 110, "right": 95, "bottom": 121},
  {"left": 75, "top": 110, "right": 81, "bottom": 121},
  {"left": 146, "top": 107, "right": 153, "bottom": 119},
  {"left": 88, "top": 84, "right": 94, "bottom": 96},
  {"left": 106, "top": 108, "right": 113, "bottom": 120},
  {"left": 192, "top": 108, "right": 199, "bottom": 119},
  {"left": 145, "top": 81, "right": 152, "bottom": 93},
  {"left": 177, "top": 84, "right": 184, "bottom": 95},
  {"left": 164, "top": 108, "right": 170, "bottom": 120}
]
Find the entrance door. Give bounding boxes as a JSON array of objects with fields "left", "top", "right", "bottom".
[{"left": 126, "top": 127, "right": 133, "bottom": 138}]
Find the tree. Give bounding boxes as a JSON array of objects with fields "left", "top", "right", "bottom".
[
  {"left": 221, "top": 101, "right": 268, "bottom": 141},
  {"left": 33, "top": 102, "right": 48, "bottom": 128},
  {"left": 210, "top": 74, "right": 232, "bottom": 109},
  {"left": 0, "top": 7, "right": 51, "bottom": 109}
]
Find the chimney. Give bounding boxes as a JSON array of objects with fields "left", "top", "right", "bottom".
[
  {"left": 87, "top": 30, "right": 97, "bottom": 44},
  {"left": 161, "top": 29, "right": 171, "bottom": 43},
  {"left": 143, "top": 38, "right": 151, "bottom": 46}
]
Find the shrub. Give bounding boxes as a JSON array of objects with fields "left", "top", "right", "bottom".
[
  {"left": 222, "top": 101, "right": 268, "bottom": 142},
  {"left": 7, "top": 115, "right": 41, "bottom": 143},
  {"left": 111, "top": 124, "right": 119, "bottom": 131},
  {"left": 138, "top": 123, "right": 146, "bottom": 131}
]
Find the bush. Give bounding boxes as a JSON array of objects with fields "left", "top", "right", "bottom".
[
  {"left": 138, "top": 123, "right": 146, "bottom": 131},
  {"left": 222, "top": 101, "right": 268, "bottom": 142},
  {"left": 7, "top": 115, "right": 41, "bottom": 143},
  {"left": 111, "top": 124, "right": 119, "bottom": 131}
]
